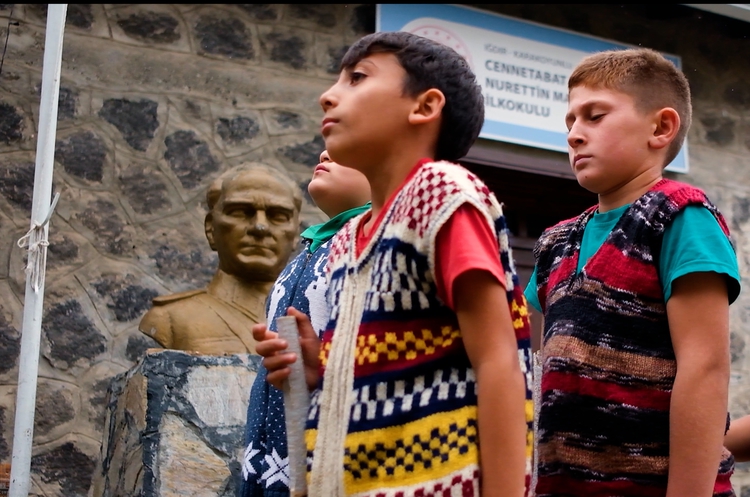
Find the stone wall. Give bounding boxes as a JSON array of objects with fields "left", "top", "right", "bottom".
[
  {"left": 0, "top": 3, "right": 749, "bottom": 496},
  {"left": 0, "top": 4, "right": 370, "bottom": 496}
]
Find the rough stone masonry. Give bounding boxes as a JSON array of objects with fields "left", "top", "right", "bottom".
[
  {"left": 1, "top": 3, "right": 750, "bottom": 496},
  {"left": 0, "top": 4, "right": 372, "bottom": 496}
]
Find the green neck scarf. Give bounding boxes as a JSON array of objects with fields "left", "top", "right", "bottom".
[{"left": 300, "top": 202, "right": 371, "bottom": 254}]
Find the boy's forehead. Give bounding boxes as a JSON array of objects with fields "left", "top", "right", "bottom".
[
  {"left": 345, "top": 51, "right": 400, "bottom": 71},
  {"left": 568, "top": 85, "right": 634, "bottom": 106}
]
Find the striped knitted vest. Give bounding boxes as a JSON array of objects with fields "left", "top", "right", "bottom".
[
  {"left": 304, "top": 161, "right": 534, "bottom": 497},
  {"left": 533, "top": 178, "right": 735, "bottom": 497}
]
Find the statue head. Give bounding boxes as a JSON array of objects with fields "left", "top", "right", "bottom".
[{"left": 205, "top": 163, "right": 302, "bottom": 283}]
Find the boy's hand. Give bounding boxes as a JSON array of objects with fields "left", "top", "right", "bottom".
[{"left": 253, "top": 307, "right": 321, "bottom": 391}]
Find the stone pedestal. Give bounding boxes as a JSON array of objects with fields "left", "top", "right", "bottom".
[{"left": 92, "top": 349, "right": 260, "bottom": 497}]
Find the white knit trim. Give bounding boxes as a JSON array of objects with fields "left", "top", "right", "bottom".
[{"left": 309, "top": 261, "right": 374, "bottom": 497}]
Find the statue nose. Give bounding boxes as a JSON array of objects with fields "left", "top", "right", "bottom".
[{"left": 249, "top": 211, "right": 270, "bottom": 234}]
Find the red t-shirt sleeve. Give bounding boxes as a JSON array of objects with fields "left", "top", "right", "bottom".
[{"left": 434, "top": 203, "right": 506, "bottom": 310}]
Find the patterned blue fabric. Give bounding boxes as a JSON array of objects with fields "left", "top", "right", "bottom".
[{"left": 241, "top": 238, "right": 332, "bottom": 497}]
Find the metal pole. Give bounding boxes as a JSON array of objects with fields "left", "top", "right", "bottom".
[{"left": 8, "top": 5, "right": 67, "bottom": 496}]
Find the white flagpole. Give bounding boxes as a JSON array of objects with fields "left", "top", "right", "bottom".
[{"left": 8, "top": 5, "right": 67, "bottom": 497}]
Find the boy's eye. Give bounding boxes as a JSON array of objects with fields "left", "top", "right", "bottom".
[
  {"left": 350, "top": 72, "right": 366, "bottom": 84},
  {"left": 591, "top": 114, "right": 604, "bottom": 121}
]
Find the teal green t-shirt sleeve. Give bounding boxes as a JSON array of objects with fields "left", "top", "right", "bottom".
[
  {"left": 523, "top": 267, "right": 542, "bottom": 312},
  {"left": 661, "top": 205, "right": 741, "bottom": 303}
]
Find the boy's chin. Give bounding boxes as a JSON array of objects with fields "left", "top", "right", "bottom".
[
  {"left": 307, "top": 182, "right": 331, "bottom": 206},
  {"left": 573, "top": 174, "right": 602, "bottom": 195}
]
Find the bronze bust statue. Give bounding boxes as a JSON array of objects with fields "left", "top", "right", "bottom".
[{"left": 139, "top": 163, "right": 302, "bottom": 355}]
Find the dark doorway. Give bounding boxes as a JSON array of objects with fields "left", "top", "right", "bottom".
[{"left": 459, "top": 161, "right": 598, "bottom": 351}]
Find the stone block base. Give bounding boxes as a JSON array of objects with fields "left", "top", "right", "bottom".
[{"left": 92, "top": 350, "right": 259, "bottom": 496}]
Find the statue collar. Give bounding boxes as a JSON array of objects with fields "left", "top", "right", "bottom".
[{"left": 206, "top": 270, "right": 271, "bottom": 314}]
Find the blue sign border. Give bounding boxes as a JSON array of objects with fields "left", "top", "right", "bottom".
[{"left": 377, "top": 4, "right": 688, "bottom": 173}]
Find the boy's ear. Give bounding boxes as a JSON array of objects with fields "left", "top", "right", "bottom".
[
  {"left": 649, "top": 107, "right": 680, "bottom": 151},
  {"left": 409, "top": 88, "right": 445, "bottom": 125}
]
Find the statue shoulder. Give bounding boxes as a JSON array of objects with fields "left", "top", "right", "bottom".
[
  {"left": 151, "top": 288, "right": 207, "bottom": 306},
  {"left": 139, "top": 289, "right": 206, "bottom": 348}
]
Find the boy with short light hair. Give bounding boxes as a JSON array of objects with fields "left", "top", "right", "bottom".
[
  {"left": 254, "top": 31, "right": 533, "bottom": 497},
  {"left": 526, "top": 48, "right": 740, "bottom": 496}
]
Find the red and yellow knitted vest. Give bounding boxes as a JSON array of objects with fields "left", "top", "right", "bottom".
[{"left": 304, "top": 161, "right": 534, "bottom": 497}]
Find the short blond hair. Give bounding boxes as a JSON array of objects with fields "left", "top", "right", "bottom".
[{"left": 569, "top": 48, "right": 691, "bottom": 167}]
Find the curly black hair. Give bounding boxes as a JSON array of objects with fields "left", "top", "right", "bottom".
[{"left": 340, "top": 31, "right": 484, "bottom": 162}]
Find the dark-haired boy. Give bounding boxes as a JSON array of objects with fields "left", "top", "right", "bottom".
[
  {"left": 525, "top": 48, "right": 740, "bottom": 496},
  {"left": 254, "top": 31, "right": 533, "bottom": 497}
]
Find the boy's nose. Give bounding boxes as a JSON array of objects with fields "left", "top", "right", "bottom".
[
  {"left": 319, "top": 86, "right": 337, "bottom": 111},
  {"left": 567, "top": 124, "right": 585, "bottom": 147}
]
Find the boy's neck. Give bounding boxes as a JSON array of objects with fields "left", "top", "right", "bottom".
[
  {"left": 321, "top": 202, "right": 367, "bottom": 219},
  {"left": 597, "top": 169, "right": 663, "bottom": 212},
  {"left": 365, "top": 149, "right": 433, "bottom": 222}
]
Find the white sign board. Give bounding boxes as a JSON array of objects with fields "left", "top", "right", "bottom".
[{"left": 377, "top": 4, "right": 688, "bottom": 173}]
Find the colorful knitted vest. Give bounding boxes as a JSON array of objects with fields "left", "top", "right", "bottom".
[
  {"left": 533, "top": 178, "right": 735, "bottom": 497},
  {"left": 304, "top": 161, "right": 534, "bottom": 497}
]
